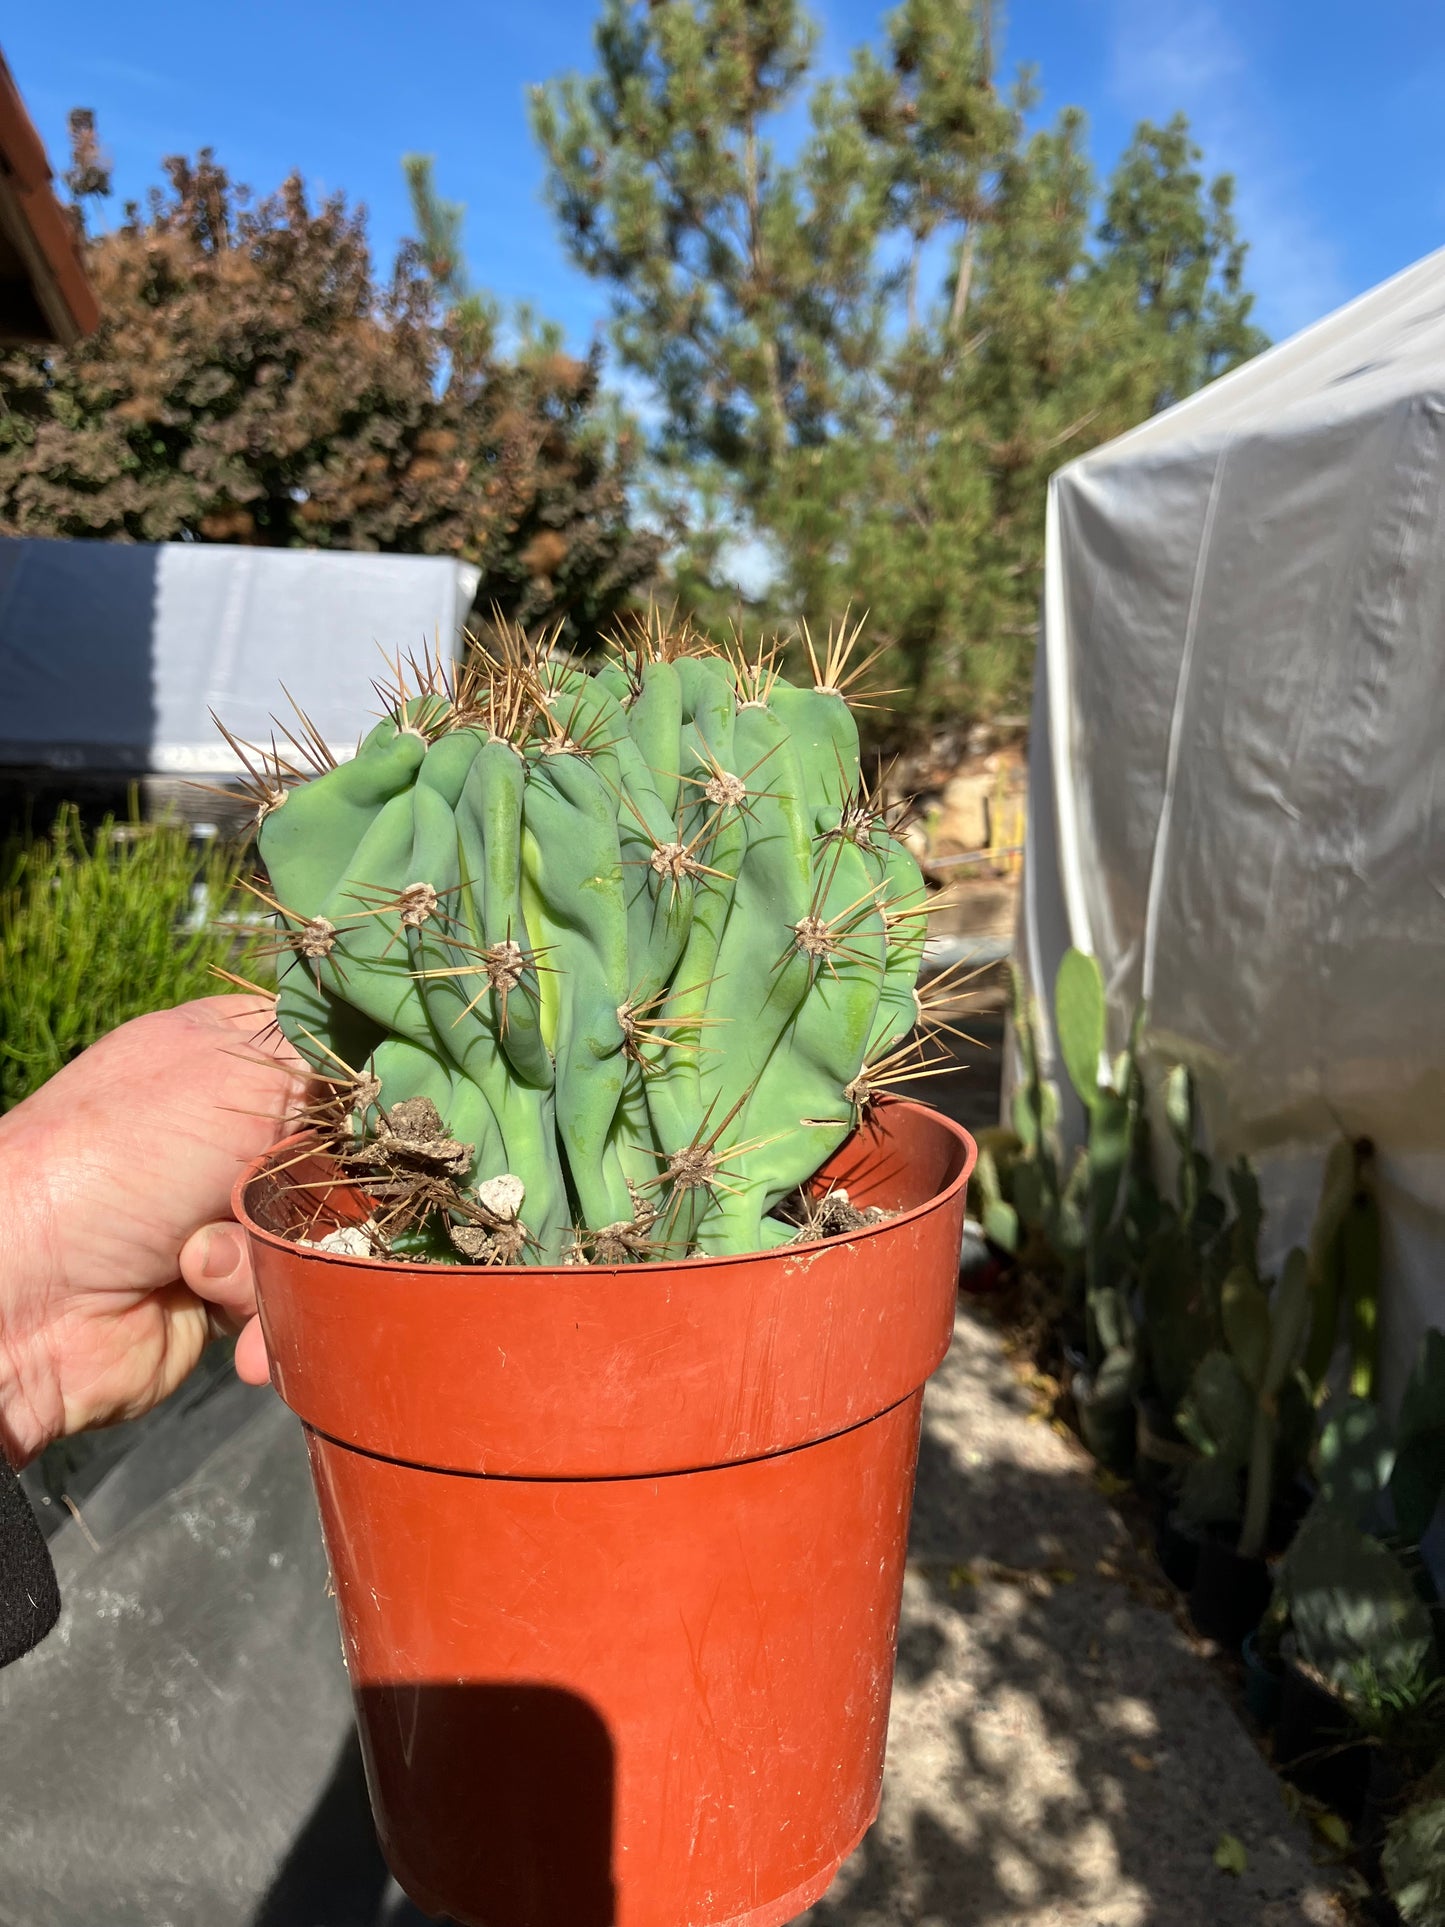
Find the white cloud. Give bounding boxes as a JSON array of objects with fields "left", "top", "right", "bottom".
[{"left": 1106, "top": 0, "right": 1349, "bottom": 341}]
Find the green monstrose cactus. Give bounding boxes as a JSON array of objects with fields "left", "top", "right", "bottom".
[{"left": 235, "top": 619, "right": 956, "bottom": 1264}]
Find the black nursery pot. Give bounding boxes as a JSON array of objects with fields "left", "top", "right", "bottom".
[
  {"left": 1275, "top": 1656, "right": 1371, "bottom": 1823},
  {"left": 1357, "top": 1751, "right": 1408, "bottom": 1878},
  {"left": 1241, "top": 1630, "right": 1284, "bottom": 1729},
  {"left": 1185, "top": 1525, "right": 1272, "bottom": 1646},
  {"left": 1155, "top": 1508, "right": 1202, "bottom": 1592}
]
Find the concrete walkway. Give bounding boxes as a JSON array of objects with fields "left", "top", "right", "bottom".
[{"left": 801, "top": 1306, "right": 1345, "bottom": 1927}]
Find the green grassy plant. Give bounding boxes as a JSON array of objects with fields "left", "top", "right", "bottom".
[{"left": 0, "top": 800, "right": 270, "bottom": 1110}]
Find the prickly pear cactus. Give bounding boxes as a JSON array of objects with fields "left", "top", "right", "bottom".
[{"left": 232, "top": 619, "right": 956, "bottom": 1264}]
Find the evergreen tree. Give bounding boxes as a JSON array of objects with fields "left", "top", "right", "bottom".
[
  {"left": 402, "top": 152, "right": 499, "bottom": 368},
  {"left": 531, "top": 0, "right": 885, "bottom": 497},
  {"left": 535, "top": 0, "right": 1267, "bottom": 730},
  {"left": 847, "top": 0, "right": 1012, "bottom": 338},
  {"left": 1096, "top": 114, "right": 1265, "bottom": 409}
]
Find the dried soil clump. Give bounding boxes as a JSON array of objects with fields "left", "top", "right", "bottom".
[
  {"left": 290, "top": 1108, "right": 893, "bottom": 1264},
  {"left": 772, "top": 1184, "right": 893, "bottom": 1244}
]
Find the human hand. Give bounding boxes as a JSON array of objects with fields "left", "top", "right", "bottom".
[{"left": 0, "top": 996, "right": 306, "bottom": 1465}]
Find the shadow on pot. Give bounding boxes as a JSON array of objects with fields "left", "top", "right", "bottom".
[{"left": 358, "top": 1681, "right": 616, "bottom": 1927}]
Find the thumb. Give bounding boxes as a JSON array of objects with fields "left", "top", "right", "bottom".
[{"left": 178, "top": 1220, "right": 257, "bottom": 1325}]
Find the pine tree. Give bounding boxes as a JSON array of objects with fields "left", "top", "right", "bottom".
[
  {"left": 535, "top": 0, "right": 1267, "bottom": 731},
  {"left": 1096, "top": 114, "right": 1266, "bottom": 410},
  {"left": 531, "top": 0, "right": 884, "bottom": 499},
  {"left": 402, "top": 152, "right": 499, "bottom": 369},
  {"left": 847, "top": 0, "right": 1012, "bottom": 338}
]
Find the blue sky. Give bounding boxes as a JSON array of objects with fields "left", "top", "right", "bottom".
[{"left": 7, "top": 0, "right": 1444, "bottom": 353}]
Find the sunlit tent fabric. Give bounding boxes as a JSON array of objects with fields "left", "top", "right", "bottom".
[
  {"left": 0, "top": 538, "right": 481, "bottom": 772},
  {"left": 1017, "top": 245, "right": 1445, "bottom": 1410}
]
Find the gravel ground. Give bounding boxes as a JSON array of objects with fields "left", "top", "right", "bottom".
[{"left": 799, "top": 1307, "right": 1346, "bottom": 1927}]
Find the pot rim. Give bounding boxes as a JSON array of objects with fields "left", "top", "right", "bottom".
[{"left": 233, "top": 1092, "right": 976, "bottom": 1281}]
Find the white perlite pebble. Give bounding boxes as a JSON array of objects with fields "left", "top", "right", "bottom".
[
  {"left": 313, "top": 1225, "right": 374, "bottom": 1257},
  {"left": 474, "top": 1174, "right": 525, "bottom": 1223}
]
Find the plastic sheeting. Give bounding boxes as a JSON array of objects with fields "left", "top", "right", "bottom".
[
  {"left": 0, "top": 1373, "right": 430, "bottom": 1926},
  {"left": 0, "top": 538, "right": 481, "bottom": 773},
  {"left": 1017, "top": 245, "right": 1445, "bottom": 1409}
]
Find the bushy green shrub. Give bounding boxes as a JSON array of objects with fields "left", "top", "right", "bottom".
[{"left": 0, "top": 802, "right": 270, "bottom": 1110}]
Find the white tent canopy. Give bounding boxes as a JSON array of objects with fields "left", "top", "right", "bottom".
[
  {"left": 0, "top": 538, "right": 480, "bottom": 774},
  {"left": 1019, "top": 245, "right": 1445, "bottom": 1406}
]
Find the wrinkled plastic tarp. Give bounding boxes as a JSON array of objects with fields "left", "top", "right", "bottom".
[
  {"left": 0, "top": 538, "right": 480, "bottom": 773},
  {"left": 1017, "top": 245, "right": 1445, "bottom": 1408},
  {"left": 0, "top": 1376, "right": 428, "bottom": 1926}
]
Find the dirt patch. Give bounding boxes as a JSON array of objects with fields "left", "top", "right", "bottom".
[
  {"left": 773, "top": 1184, "right": 893, "bottom": 1243},
  {"left": 800, "top": 1307, "right": 1347, "bottom": 1927}
]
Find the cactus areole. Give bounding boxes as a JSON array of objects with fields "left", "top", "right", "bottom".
[
  {"left": 243, "top": 618, "right": 949, "bottom": 1265},
  {"left": 231, "top": 621, "right": 978, "bottom": 1927}
]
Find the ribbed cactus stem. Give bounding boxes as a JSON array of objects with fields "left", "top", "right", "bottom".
[{"left": 242, "top": 618, "right": 946, "bottom": 1262}]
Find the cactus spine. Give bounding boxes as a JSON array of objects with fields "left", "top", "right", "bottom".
[{"left": 240, "top": 620, "right": 948, "bottom": 1263}]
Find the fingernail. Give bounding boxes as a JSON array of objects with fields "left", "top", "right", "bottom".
[{"left": 200, "top": 1225, "right": 241, "bottom": 1280}]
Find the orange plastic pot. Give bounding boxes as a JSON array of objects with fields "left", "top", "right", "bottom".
[{"left": 236, "top": 1097, "right": 975, "bottom": 1927}]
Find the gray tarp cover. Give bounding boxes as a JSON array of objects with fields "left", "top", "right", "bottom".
[
  {"left": 1, "top": 1373, "right": 429, "bottom": 1926},
  {"left": 0, "top": 538, "right": 480, "bottom": 771},
  {"left": 1018, "top": 244, "right": 1445, "bottom": 1414}
]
